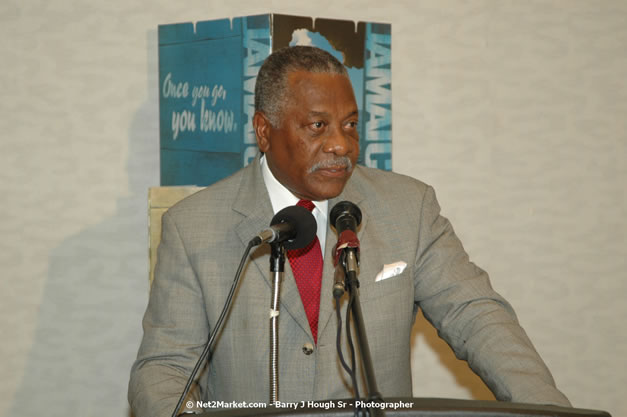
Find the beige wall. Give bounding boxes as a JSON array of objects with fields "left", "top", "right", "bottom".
[{"left": 1, "top": 1, "right": 625, "bottom": 416}]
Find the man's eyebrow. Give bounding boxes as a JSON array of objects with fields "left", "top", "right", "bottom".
[
  {"left": 345, "top": 110, "right": 359, "bottom": 119},
  {"left": 305, "top": 110, "right": 359, "bottom": 119}
]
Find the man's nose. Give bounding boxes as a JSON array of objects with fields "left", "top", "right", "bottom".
[{"left": 322, "top": 126, "right": 353, "bottom": 155}]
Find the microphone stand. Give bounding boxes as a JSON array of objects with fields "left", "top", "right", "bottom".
[
  {"left": 341, "top": 249, "right": 385, "bottom": 417},
  {"left": 269, "top": 242, "right": 285, "bottom": 405}
]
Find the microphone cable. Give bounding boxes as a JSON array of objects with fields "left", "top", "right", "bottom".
[
  {"left": 171, "top": 239, "right": 256, "bottom": 417},
  {"left": 334, "top": 288, "right": 362, "bottom": 417}
]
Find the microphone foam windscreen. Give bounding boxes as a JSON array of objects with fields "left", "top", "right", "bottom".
[{"left": 270, "top": 205, "right": 317, "bottom": 250}]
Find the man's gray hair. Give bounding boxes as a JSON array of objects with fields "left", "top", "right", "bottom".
[{"left": 254, "top": 46, "right": 349, "bottom": 128}]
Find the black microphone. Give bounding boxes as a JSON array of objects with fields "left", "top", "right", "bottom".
[
  {"left": 330, "top": 201, "right": 362, "bottom": 297},
  {"left": 330, "top": 201, "right": 362, "bottom": 236},
  {"left": 251, "top": 205, "right": 317, "bottom": 250}
]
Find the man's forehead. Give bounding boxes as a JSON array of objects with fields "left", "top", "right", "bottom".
[{"left": 280, "top": 73, "right": 355, "bottom": 119}]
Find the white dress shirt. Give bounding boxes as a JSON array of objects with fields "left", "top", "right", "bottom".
[{"left": 260, "top": 155, "right": 328, "bottom": 257}]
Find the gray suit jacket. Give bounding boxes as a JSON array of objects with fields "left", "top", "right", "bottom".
[{"left": 129, "top": 156, "right": 570, "bottom": 416}]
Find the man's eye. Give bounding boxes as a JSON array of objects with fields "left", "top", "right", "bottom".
[
  {"left": 311, "top": 121, "right": 325, "bottom": 130},
  {"left": 345, "top": 120, "right": 358, "bottom": 129}
]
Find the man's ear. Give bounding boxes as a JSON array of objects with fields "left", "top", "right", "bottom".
[{"left": 253, "top": 111, "right": 271, "bottom": 153}]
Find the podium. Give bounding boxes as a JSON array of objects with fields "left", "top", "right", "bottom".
[{"left": 196, "top": 398, "right": 611, "bottom": 417}]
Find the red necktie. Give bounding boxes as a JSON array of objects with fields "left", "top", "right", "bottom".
[{"left": 286, "top": 199, "right": 323, "bottom": 344}]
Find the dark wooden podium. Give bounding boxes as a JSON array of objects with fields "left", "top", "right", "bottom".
[{"left": 195, "top": 397, "right": 611, "bottom": 417}]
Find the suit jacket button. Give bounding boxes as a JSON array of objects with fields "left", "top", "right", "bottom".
[{"left": 302, "top": 343, "right": 314, "bottom": 355}]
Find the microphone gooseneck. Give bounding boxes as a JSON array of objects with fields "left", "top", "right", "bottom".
[{"left": 330, "top": 201, "right": 384, "bottom": 417}]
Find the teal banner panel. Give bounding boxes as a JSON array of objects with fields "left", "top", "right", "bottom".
[{"left": 158, "top": 14, "right": 391, "bottom": 186}]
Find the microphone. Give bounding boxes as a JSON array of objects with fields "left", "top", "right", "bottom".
[
  {"left": 330, "top": 201, "right": 362, "bottom": 237},
  {"left": 330, "top": 201, "right": 362, "bottom": 297},
  {"left": 251, "top": 205, "right": 317, "bottom": 250}
]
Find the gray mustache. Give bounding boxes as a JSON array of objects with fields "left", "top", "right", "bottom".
[{"left": 309, "top": 157, "right": 353, "bottom": 173}]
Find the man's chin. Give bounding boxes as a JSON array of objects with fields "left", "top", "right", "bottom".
[{"left": 305, "top": 177, "right": 352, "bottom": 201}]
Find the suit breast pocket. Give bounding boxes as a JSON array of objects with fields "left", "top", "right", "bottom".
[
  {"left": 357, "top": 269, "right": 415, "bottom": 343},
  {"left": 359, "top": 268, "right": 413, "bottom": 306}
]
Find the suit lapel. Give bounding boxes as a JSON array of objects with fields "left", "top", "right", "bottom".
[{"left": 232, "top": 155, "right": 313, "bottom": 341}]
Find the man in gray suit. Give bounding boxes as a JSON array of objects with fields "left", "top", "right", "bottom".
[{"left": 129, "top": 46, "right": 570, "bottom": 417}]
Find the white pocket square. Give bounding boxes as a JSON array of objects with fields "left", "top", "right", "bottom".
[{"left": 375, "top": 261, "right": 407, "bottom": 282}]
